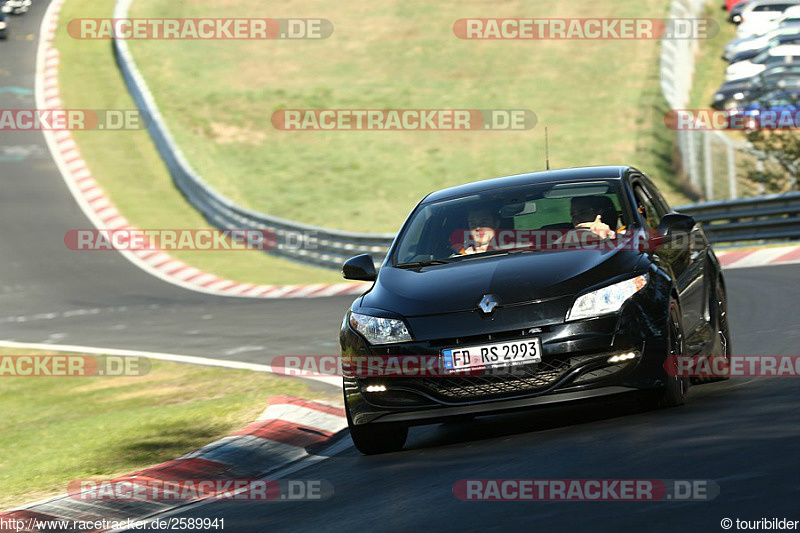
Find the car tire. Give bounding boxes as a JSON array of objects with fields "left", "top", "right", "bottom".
[
  {"left": 649, "top": 300, "right": 689, "bottom": 408},
  {"left": 709, "top": 278, "right": 731, "bottom": 382},
  {"left": 345, "top": 395, "right": 408, "bottom": 455}
]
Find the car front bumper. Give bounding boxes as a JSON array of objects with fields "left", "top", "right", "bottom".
[{"left": 341, "top": 282, "right": 672, "bottom": 426}]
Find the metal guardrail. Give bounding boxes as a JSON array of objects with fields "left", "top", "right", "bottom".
[
  {"left": 677, "top": 192, "right": 800, "bottom": 243},
  {"left": 111, "top": 0, "right": 395, "bottom": 269}
]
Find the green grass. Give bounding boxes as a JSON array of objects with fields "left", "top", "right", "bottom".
[
  {"left": 689, "top": 2, "right": 738, "bottom": 110},
  {"left": 687, "top": 0, "right": 764, "bottom": 199},
  {"left": 122, "top": 0, "right": 691, "bottom": 231},
  {"left": 0, "top": 347, "right": 333, "bottom": 508},
  {"left": 55, "top": 0, "right": 344, "bottom": 285}
]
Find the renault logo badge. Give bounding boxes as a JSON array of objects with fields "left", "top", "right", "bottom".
[{"left": 478, "top": 294, "right": 498, "bottom": 314}]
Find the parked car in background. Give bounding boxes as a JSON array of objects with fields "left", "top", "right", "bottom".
[
  {"left": 725, "top": 44, "right": 800, "bottom": 80},
  {"left": 729, "top": 0, "right": 754, "bottom": 23},
  {"left": 713, "top": 78, "right": 756, "bottom": 108},
  {"left": 729, "top": 88, "right": 800, "bottom": 128},
  {"left": 737, "top": 2, "right": 800, "bottom": 37},
  {"left": 0, "top": 12, "right": 8, "bottom": 39},
  {"left": 724, "top": 23, "right": 800, "bottom": 61},
  {"left": 1, "top": 0, "right": 31, "bottom": 15},
  {"left": 727, "top": 32, "right": 800, "bottom": 63},
  {"left": 714, "top": 59, "right": 800, "bottom": 108}
]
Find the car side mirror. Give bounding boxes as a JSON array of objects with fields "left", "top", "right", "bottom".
[
  {"left": 657, "top": 213, "right": 696, "bottom": 242},
  {"left": 342, "top": 254, "right": 377, "bottom": 282}
]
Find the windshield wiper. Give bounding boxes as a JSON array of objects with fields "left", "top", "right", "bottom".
[
  {"left": 460, "top": 248, "right": 541, "bottom": 260},
  {"left": 395, "top": 259, "right": 451, "bottom": 269}
]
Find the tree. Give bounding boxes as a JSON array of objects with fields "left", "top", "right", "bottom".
[{"left": 744, "top": 129, "right": 800, "bottom": 193}]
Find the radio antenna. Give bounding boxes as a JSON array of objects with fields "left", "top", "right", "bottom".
[{"left": 545, "top": 126, "right": 551, "bottom": 170}]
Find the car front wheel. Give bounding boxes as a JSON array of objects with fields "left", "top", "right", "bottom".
[
  {"left": 648, "top": 300, "right": 689, "bottom": 408},
  {"left": 345, "top": 394, "right": 408, "bottom": 455}
]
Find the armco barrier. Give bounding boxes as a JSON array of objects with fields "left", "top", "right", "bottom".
[
  {"left": 676, "top": 192, "right": 800, "bottom": 243},
  {"left": 111, "top": 0, "right": 395, "bottom": 270}
]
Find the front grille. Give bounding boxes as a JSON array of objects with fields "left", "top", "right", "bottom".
[
  {"left": 377, "top": 354, "right": 608, "bottom": 403},
  {"left": 425, "top": 326, "right": 552, "bottom": 348}
]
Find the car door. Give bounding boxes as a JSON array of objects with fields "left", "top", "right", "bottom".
[{"left": 639, "top": 176, "right": 709, "bottom": 343}]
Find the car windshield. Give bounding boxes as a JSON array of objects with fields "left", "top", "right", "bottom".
[{"left": 393, "top": 179, "right": 632, "bottom": 266}]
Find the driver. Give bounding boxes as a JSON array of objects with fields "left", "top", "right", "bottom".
[{"left": 570, "top": 196, "right": 617, "bottom": 240}]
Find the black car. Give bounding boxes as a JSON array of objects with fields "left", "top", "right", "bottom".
[
  {"left": 712, "top": 78, "right": 753, "bottom": 109},
  {"left": 745, "top": 76, "right": 800, "bottom": 104},
  {"left": 339, "top": 166, "right": 730, "bottom": 454}
]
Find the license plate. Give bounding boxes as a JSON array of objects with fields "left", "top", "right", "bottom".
[{"left": 441, "top": 337, "right": 542, "bottom": 372}]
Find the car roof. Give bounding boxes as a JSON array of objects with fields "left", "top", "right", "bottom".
[{"left": 422, "top": 166, "right": 631, "bottom": 203}]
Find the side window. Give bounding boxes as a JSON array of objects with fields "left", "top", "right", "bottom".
[
  {"left": 633, "top": 184, "right": 661, "bottom": 230},
  {"left": 641, "top": 178, "right": 671, "bottom": 218}
]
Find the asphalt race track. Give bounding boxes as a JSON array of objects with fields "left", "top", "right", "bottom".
[
  {"left": 128, "top": 264, "right": 800, "bottom": 533},
  {"left": 2, "top": 3, "right": 799, "bottom": 532}
]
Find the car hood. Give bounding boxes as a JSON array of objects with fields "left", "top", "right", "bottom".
[{"left": 361, "top": 248, "right": 645, "bottom": 318}]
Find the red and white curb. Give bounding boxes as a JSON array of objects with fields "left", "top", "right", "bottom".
[
  {"left": 34, "top": 0, "right": 366, "bottom": 299},
  {"left": 0, "top": 396, "right": 348, "bottom": 531},
  {"left": 715, "top": 244, "right": 800, "bottom": 270}
]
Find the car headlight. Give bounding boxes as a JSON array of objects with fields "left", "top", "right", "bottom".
[
  {"left": 349, "top": 312, "right": 413, "bottom": 344},
  {"left": 566, "top": 274, "right": 648, "bottom": 321}
]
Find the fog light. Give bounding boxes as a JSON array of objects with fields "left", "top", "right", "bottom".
[
  {"left": 607, "top": 351, "right": 637, "bottom": 364},
  {"left": 365, "top": 385, "right": 387, "bottom": 393}
]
